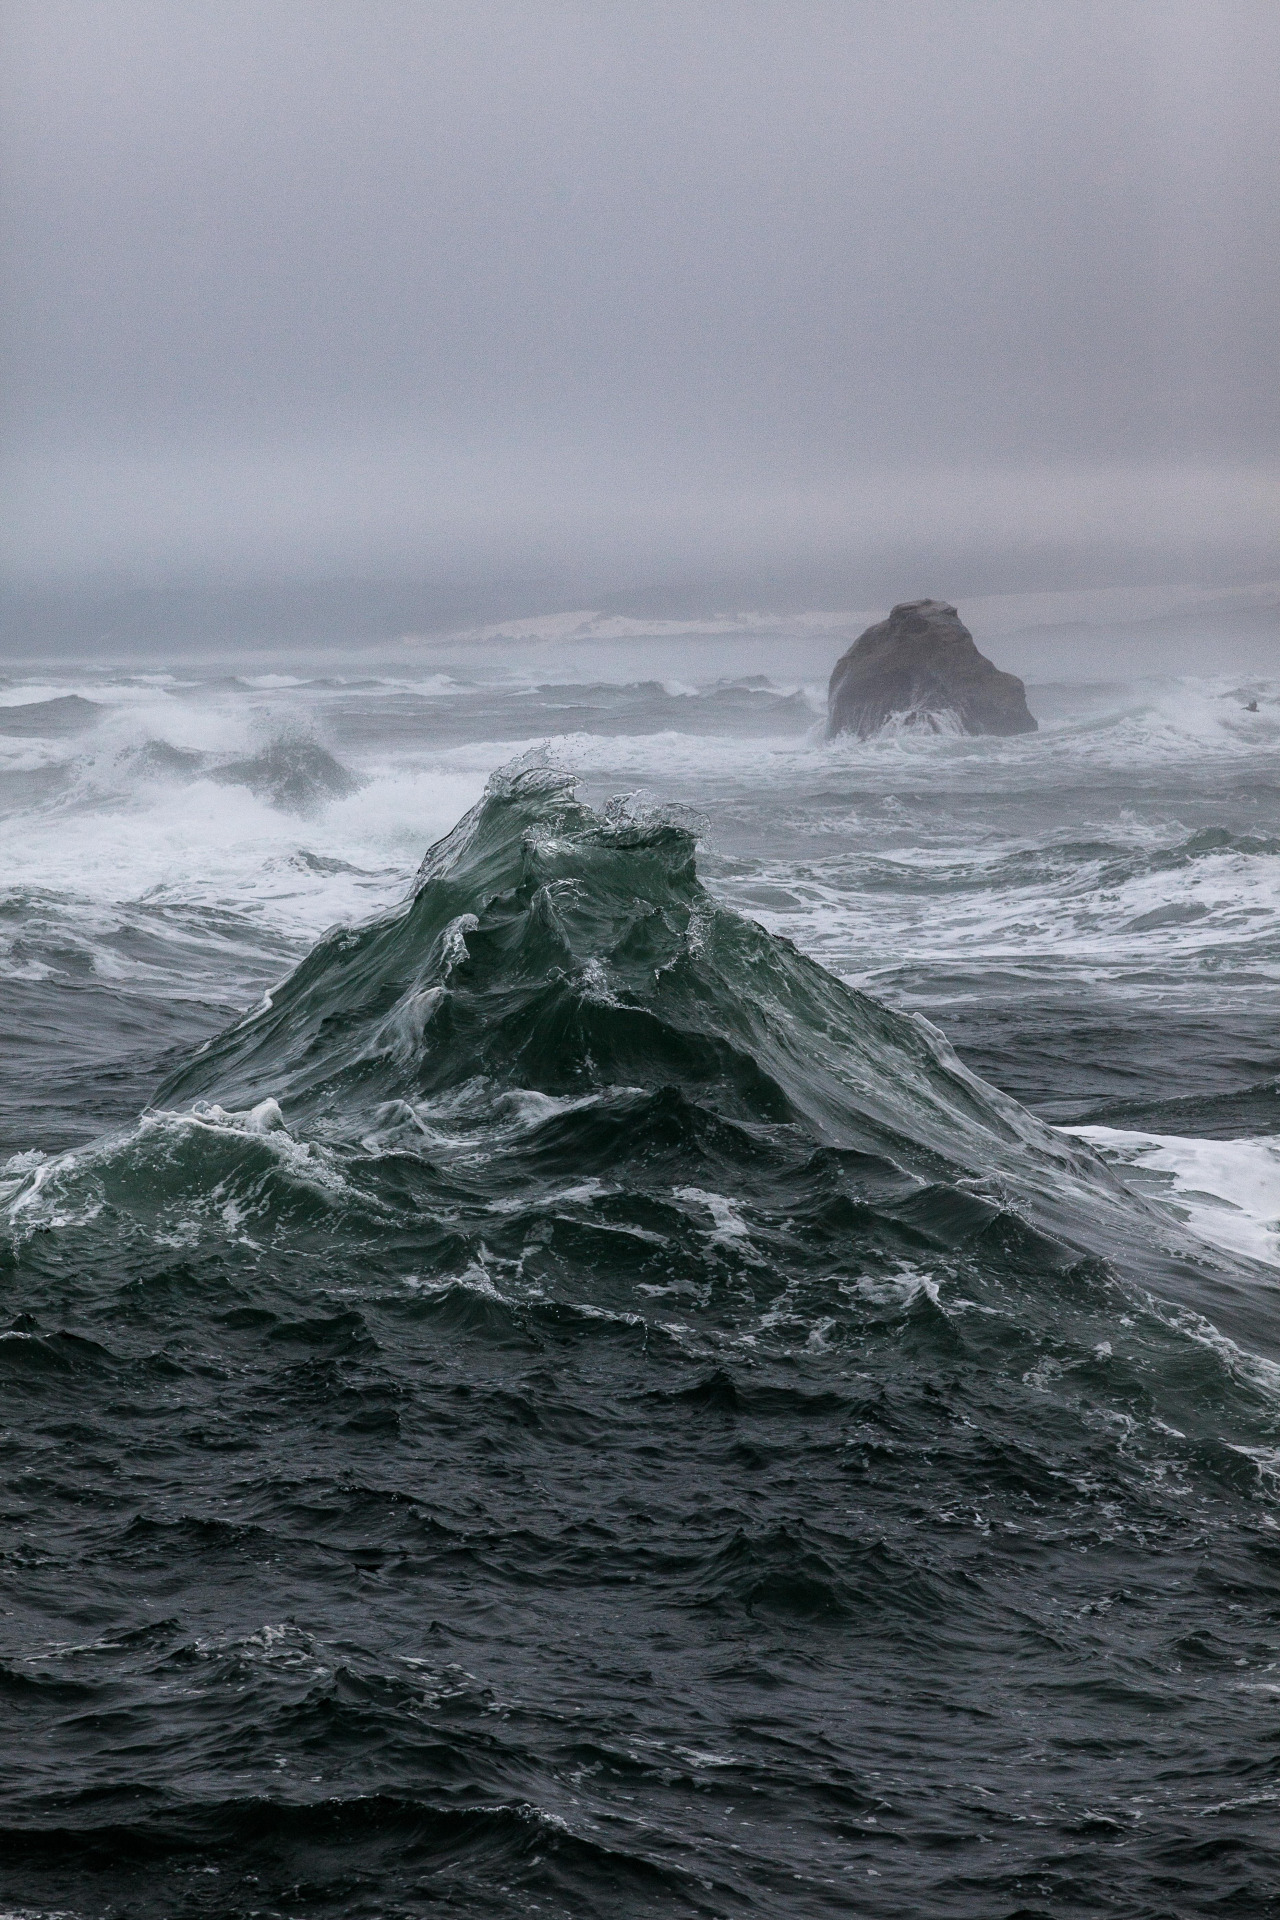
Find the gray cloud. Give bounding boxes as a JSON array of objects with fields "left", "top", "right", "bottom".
[{"left": 2, "top": 0, "right": 1277, "bottom": 605}]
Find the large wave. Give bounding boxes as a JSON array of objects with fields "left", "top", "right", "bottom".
[
  {"left": 4, "top": 753, "right": 1263, "bottom": 1342},
  {"left": 153, "top": 757, "right": 1242, "bottom": 1252}
]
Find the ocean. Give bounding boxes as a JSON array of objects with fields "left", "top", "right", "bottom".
[{"left": 1, "top": 650, "right": 1278, "bottom": 1918}]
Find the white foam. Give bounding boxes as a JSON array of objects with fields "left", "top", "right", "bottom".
[
  {"left": 0, "top": 1102, "right": 355, "bottom": 1246},
  {"left": 359, "top": 1081, "right": 613, "bottom": 1162},
  {"left": 705, "top": 719, "right": 1280, "bottom": 1012},
  {"left": 673, "top": 1185, "right": 765, "bottom": 1261},
  {"left": 1065, "top": 1127, "right": 1280, "bottom": 1268},
  {"left": 0, "top": 743, "right": 488, "bottom": 953}
]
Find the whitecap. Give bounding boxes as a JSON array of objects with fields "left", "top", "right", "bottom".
[{"left": 1066, "top": 1126, "right": 1280, "bottom": 1268}]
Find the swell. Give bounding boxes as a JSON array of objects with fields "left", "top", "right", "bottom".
[{"left": 0, "top": 1790, "right": 696, "bottom": 1920}]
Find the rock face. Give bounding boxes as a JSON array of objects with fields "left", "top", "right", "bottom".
[{"left": 827, "top": 600, "right": 1037, "bottom": 739}]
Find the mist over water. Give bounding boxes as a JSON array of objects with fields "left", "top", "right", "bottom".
[{"left": 2, "top": 644, "right": 1278, "bottom": 1918}]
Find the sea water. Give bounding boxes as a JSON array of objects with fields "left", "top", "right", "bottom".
[{"left": 0, "top": 654, "right": 1277, "bottom": 1917}]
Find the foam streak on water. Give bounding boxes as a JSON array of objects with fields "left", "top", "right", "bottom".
[
  {"left": 0, "top": 659, "right": 1278, "bottom": 1918},
  {"left": 1066, "top": 1126, "right": 1280, "bottom": 1266}
]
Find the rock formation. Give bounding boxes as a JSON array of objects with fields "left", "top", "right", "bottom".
[{"left": 827, "top": 600, "right": 1037, "bottom": 739}]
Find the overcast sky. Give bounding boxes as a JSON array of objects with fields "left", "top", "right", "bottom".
[{"left": 2, "top": 0, "right": 1277, "bottom": 608}]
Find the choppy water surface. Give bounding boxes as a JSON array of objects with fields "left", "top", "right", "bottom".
[{"left": 1, "top": 657, "right": 1278, "bottom": 1919}]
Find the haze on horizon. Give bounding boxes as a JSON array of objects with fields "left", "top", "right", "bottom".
[{"left": 1, "top": 0, "right": 1277, "bottom": 642}]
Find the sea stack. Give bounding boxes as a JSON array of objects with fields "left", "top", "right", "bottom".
[{"left": 827, "top": 599, "right": 1037, "bottom": 739}]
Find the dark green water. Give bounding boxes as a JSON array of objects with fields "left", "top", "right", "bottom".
[{"left": 2, "top": 666, "right": 1279, "bottom": 1918}]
